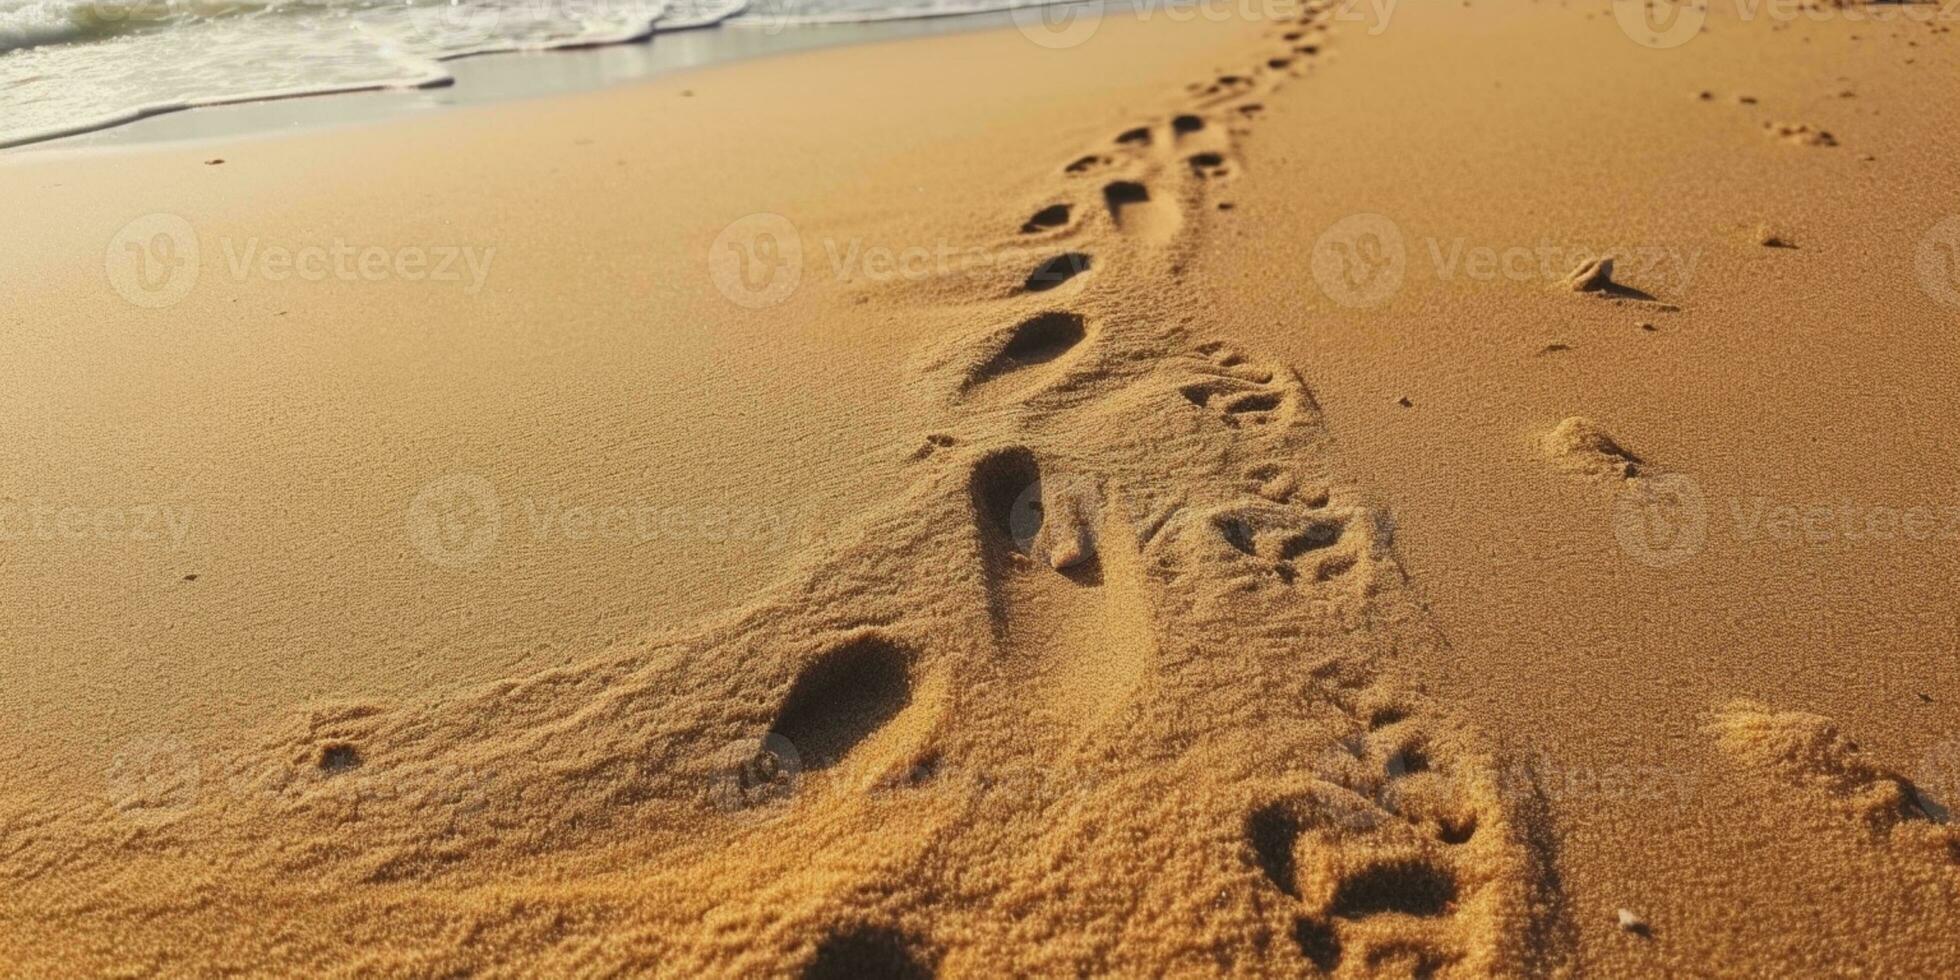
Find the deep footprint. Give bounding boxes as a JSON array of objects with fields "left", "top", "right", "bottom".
[
  {"left": 803, "top": 925, "right": 934, "bottom": 980},
  {"left": 1020, "top": 203, "right": 1071, "bottom": 234},
  {"left": 1292, "top": 918, "right": 1343, "bottom": 973},
  {"left": 1248, "top": 802, "right": 1305, "bottom": 897},
  {"left": 972, "top": 312, "right": 1087, "bottom": 386},
  {"left": 1188, "top": 152, "right": 1230, "bottom": 178},
  {"left": 970, "top": 447, "right": 1043, "bottom": 549},
  {"left": 769, "top": 637, "right": 913, "bottom": 770},
  {"left": 1327, "top": 860, "right": 1458, "bottom": 920},
  {"left": 1103, "top": 180, "right": 1150, "bottom": 218},
  {"left": 1024, "top": 253, "right": 1092, "bottom": 292}
]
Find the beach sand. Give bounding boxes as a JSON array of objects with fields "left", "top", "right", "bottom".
[{"left": 3, "top": 0, "right": 1958, "bottom": 974}]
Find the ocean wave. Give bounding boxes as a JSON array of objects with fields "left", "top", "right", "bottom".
[
  {"left": 0, "top": 0, "right": 127, "bottom": 52},
  {"left": 730, "top": 0, "right": 1066, "bottom": 27},
  {"left": 0, "top": 0, "right": 1089, "bottom": 149},
  {"left": 0, "top": 0, "right": 755, "bottom": 147}
]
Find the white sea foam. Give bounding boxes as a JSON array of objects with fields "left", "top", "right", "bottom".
[
  {"left": 0, "top": 0, "right": 747, "bottom": 147},
  {"left": 0, "top": 0, "right": 1093, "bottom": 148}
]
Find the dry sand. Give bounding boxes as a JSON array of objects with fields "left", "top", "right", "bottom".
[{"left": 2, "top": 0, "right": 1958, "bottom": 974}]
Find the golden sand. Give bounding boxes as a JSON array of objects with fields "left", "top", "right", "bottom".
[{"left": 2, "top": 0, "right": 1958, "bottom": 974}]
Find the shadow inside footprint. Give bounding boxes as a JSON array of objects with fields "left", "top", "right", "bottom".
[
  {"left": 989, "top": 312, "right": 1086, "bottom": 374},
  {"left": 1024, "top": 253, "right": 1091, "bottom": 292},
  {"left": 770, "top": 638, "right": 912, "bottom": 771},
  {"left": 1102, "top": 181, "right": 1150, "bottom": 222},
  {"left": 319, "top": 744, "right": 361, "bottom": 774},
  {"left": 803, "top": 925, "right": 934, "bottom": 980},
  {"left": 1292, "top": 918, "right": 1343, "bottom": 973},
  {"left": 1020, "top": 203, "right": 1070, "bottom": 234},
  {"left": 1248, "top": 803, "right": 1305, "bottom": 897},
  {"left": 970, "top": 447, "right": 1045, "bottom": 559},
  {"left": 1328, "top": 860, "right": 1458, "bottom": 919}
]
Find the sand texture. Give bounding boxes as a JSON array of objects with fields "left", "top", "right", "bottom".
[{"left": 3, "top": 0, "right": 1958, "bottom": 975}]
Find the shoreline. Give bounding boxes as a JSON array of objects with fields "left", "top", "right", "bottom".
[{"left": 14, "top": 0, "right": 1157, "bottom": 154}]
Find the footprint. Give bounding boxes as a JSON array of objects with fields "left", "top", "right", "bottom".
[
  {"left": 1065, "top": 154, "right": 1109, "bottom": 174},
  {"left": 910, "top": 433, "right": 958, "bottom": 461},
  {"left": 1187, "top": 152, "right": 1232, "bottom": 179},
  {"left": 1168, "top": 341, "right": 1311, "bottom": 432},
  {"left": 1180, "top": 378, "right": 1281, "bottom": 422},
  {"left": 963, "top": 312, "right": 1089, "bottom": 396},
  {"left": 1102, "top": 180, "right": 1150, "bottom": 221},
  {"left": 803, "top": 925, "right": 934, "bottom": 980},
  {"left": 967, "top": 449, "right": 1156, "bottom": 734},
  {"left": 1239, "top": 710, "right": 1561, "bottom": 976},
  {"left": 970, "top": 446, "right": 1095, "bottom": 574},
  {"left": 1206, "top": 501, "right": 1358, "bottom": 586},
  {"left": 1291, "top": 918, "right": 1344, "bottom": 973},
  {"left": 318, "top": 744, "right": 362, "bottom": 774},
  {"left": 1326, "top": 859, "right": 1458, "bottom": 919},
  {"left": 1102, "top": 180, "right": 1183, "bottom": 243},
  {"left": 1199, "top": 74, "right": 1257, "bottom": 100},
  {"left": 1244, "top": 462, "right": 1311, "bottom": 504},
  {"left": 1020, "top": 203, "right": 1071, "bottom": 234},
  {"left": 1172, "top": 113, "right": 1206, "bottom": 137},
  {"left": 1115, "top": 126, "right": 1153, "bottom": 147},
  {"left": 1248, "top": 801, "right": 1306, "bottom": 897},
  {"left": 769, "top": 637, "right": 913, "bottom": 771},
  {"left": 1023, "top": 252, "right": 1092, "bottom": 293},
  {"left": 971, "top": 446, "right": 1047, "bottom": 558}
]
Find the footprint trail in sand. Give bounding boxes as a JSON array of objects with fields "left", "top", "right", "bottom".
[{"left": 1, "top": 2, "right": 1585, "bottom": 976}]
